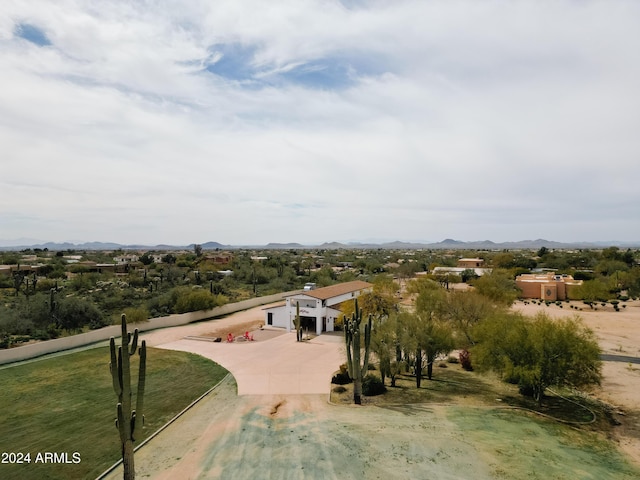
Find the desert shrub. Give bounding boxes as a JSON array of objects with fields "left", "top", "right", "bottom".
[
  {"left": 362, "top": 374, "right": 386, "bottom": 396},
  {"left": 332, "top": 386, "right": 347, "bottom": 394},
  {"left": 34, "top": 278, "right": 58, "bottom": 292},
  {"left": 332, "top": 364, "right": 352, "bottom": 385},
  {"left": 122, "top": 306, "right": 149, "bottom": 324},
  {"left": 57, "top": 297, "right": 105, "bottom": 332},
  {"left": 172, "top": 287, "right": 225, "bottom": 314}
]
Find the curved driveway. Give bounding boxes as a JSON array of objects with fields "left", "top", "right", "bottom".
[{"left": 157, "top": 332, "right": 345, "bottom": 395}]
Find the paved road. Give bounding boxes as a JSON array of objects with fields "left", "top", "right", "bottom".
[
  {"left": 157, "top": 331, "right": 345, "bottom": 395},
  {"left": 601, "top": 354, "right": 640, "bottom": 364}
]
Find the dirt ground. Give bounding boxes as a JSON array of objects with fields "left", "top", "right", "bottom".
[{"left": 104, "top": 299, "right": 640, "bottom": 479}]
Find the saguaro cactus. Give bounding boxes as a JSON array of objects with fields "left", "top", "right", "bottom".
[
  {"left": 110, "top": 314, "right": 146, "bottom": 480},
  {"left": 344, "top": 299, "right": 372, "bottom": 405},
  {"left": 294, "top": 302, "right": 303, "bottom": 341}
]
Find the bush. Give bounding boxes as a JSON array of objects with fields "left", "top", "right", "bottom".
[
  {"left": 122, "top": 306, "right": 149, "bottom": 324},
  {"left": 332, "top": 363, "right": 351, "bottom": 385},
  {"left": 332, "top": 386, "right": 347, "bottom": 394},
  {"left": 173, "top": 287, "right": 224, "bottom": 314},
  {"left": 362, "top": 374, "right": 386, "bottom": 396},
  {"left": 57, "top": 297, "right": 104, "bottom": 332}
]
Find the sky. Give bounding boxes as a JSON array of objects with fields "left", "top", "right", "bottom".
[{"left": 1, "top": 0, "right": 639, "bottom": 246}]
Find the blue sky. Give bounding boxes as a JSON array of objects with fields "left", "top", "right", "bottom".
[{"left": 1, "top": 1, "right": 639, "bottom": 245}]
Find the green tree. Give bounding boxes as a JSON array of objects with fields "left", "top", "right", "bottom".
[
  {"left": 577, "top": 279, "right": 610, "bottom": 306},
  {"left": 162, "top": 253, "right": 177, "bottom": 265},
  {"left": 595, "top": 259, "right": 629, "bottom": 277},
  {"left": 442, "top": 289, "right": 497, "bottom": 348},
  {"left": 473, "top": 312, "right": 602, "bottom": 405},
  {"left": 400, "top": 311, "right": 454, "bottom": 386},
  {"left": 536, "top": 246, "right": 549, "bottom": 257},
  {"left": 471, "top": 269, "right": 519, "bottom": 305},
  {"left": 139, "top": 252, "right": 153, "bottom": 266},
  {"left": 492, "top": 252, "right": 515, "bottom": 269},
  {"left": 371, "top": 313, "right": 404, "bottom": 386}
]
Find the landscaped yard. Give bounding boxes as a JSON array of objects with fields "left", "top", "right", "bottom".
[{"left": 0, "top": 346, "right": 227, "bottom": 480}]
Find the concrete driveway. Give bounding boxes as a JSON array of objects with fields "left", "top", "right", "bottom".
[{"left": 157, "top": 332, "right": 345, "bottom": 395}]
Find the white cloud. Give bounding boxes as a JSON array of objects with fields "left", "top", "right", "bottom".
[{"left": 1, "top": 1, "right": 639, "bottom": 245}]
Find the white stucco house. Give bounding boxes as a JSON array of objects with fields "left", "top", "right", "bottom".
[{"left": 263, "top": 280, "right": 372, "bottom": 336}]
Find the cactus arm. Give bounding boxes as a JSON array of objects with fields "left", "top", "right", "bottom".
[
  {"left": 345, "top": 316, "right": 354, "bottom": 378},
  {"left": 133, "top": 340, "right": 146, "bottom": 441},
  {"left": 361, "top": 314, "right": 372, "bottom": 376},
  {"left": 353, "top": 316, "right": 361, "bottom": 381},
  {"left": 129, "top": 329, "right": 138, "bottom": 356},
  {"left": 117, "top": 347, "right": 124, "bottom": 400},
  {"left": 109, "top": 337, "right": 122, "bottom": 397}
]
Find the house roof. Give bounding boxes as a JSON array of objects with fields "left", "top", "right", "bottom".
[
  {"left": 262, "top": 302, "right": 286, "bottom": 310},
  {"left": 289, "top": 280, "right": 372, "bottom": 301}
]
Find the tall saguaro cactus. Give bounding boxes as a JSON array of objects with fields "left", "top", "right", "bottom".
[
  {"left": 110, "top": 314, "right": 146, "bottom": 480},
  {"left": 344, "top": 299, "right": 372, "bottom": 405},
  {"left": 294, "top": 302, "right": 303, "bottom": 341}
]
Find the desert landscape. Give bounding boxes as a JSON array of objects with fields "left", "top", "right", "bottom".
[{"left": 103, "top": 300, "right": 640, "bottom": 479}]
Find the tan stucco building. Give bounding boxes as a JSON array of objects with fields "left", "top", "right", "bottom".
[
  {"left": 515, "top": 273, "right": 583, "bottom": 301},
  {"left": 457, "top": 258, "right": 485, "bottom": 268}
]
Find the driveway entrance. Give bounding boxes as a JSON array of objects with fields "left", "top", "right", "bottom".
[{"left": 157, "top": 332, "right": 344, "bottom": 395}]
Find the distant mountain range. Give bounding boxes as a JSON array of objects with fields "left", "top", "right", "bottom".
[{"left": 1, "top": 238, "right": 639, "bottom": 251}]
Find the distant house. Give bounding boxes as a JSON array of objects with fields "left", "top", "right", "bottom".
[
  {"left": 114, "top": 254, "right": 139, "bottom": 264},
  {"left": 0, "top": 264, "right": 43, "bottom": 277},
  {"left": 515, "top": 273, "right": 583, "bottom": 301},
  {"left": 431, "top": 266, "right": 491, "bottom": 277},
  {"left": 210, "top": 253, "right": 233, "bottom": 264},
  {"left": 457, "top": 258, "right": 485, "bottom": 268},
  {"left": 151, "top": 254, "right": 164, "bottom": 264},
  {"left": 263, "top": 280, "right": 372, "bottom": 336}
]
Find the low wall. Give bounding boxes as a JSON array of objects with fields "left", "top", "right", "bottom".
[{"left": 0, "top": 290, "right": 299, "bottom": 365}]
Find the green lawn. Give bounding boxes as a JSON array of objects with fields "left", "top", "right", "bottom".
[{"left": 0, "top": 346, "right": 228, "bottom": 480}]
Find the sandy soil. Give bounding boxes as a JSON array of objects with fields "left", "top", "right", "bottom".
[{"left": 104, "top": 299, "right": 640, "bottom": 479}]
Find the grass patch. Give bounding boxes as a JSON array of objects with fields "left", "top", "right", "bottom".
[
  {"left": 331, "top": 365, "right": 640, "bottom": 478},
  {"left": 0, "top": 346, "right": 227, "bottom": 480},
  {"left": 331, "top": 365, "right": 629, "bottom": 438}
]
